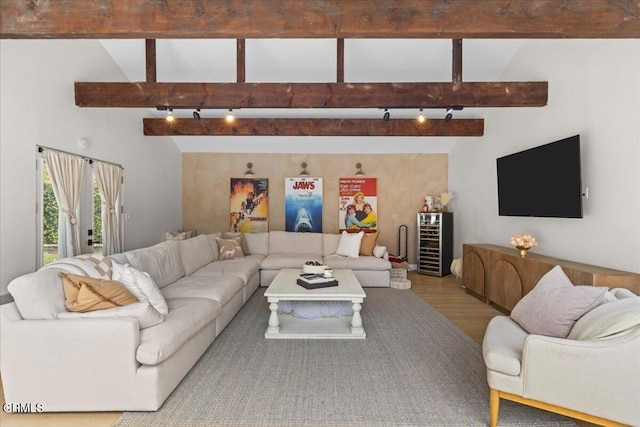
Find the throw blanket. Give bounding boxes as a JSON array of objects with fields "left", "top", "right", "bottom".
[
  {"left": 40, "top": 254, "right": 115, "bottom": 279},
  {"left": 278, "top": 300, "right": 353, "bottom": 319}
]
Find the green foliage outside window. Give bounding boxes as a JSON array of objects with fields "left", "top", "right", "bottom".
[{"left": 42, "top": 166, "right": 58, "bottom": 245}]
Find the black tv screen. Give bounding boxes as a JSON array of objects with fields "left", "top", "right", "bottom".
[{"left": 497, "top": 135, "right": 583, "bottom": 218}]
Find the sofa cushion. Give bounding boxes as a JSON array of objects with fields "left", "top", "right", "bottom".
[
  {"left": 179, "top": 235, "right": 215, "bottom": 275},
  {"left": 192, "top": 256, "right": 262, "bottom": 286},
  {"left": 7, "top": 268, "right": 67, "bottom": 320},
  {"left": 335, "top": 231, "right": 364, "bottom": 258},
  {"left": 359, "top": 231, "right": 378, "bottom": 256},
  {"left": 136, "top": 297, "right": 221, "bottom": 366},
  {"left": 324, "top": 254, "right": 391, "bottom": 271},
  {"left": 243, "top": 232, "right": 269, "bottom": 255},
  {"left": 568, "top": 296, "right": 640, "bottom": 340},
  {"left": 113, "top": 263, "right": 169, "bottom": 315},
  {"left": 261, "top": 253, "right": 323, "bottom": 270},
  {"left": 162, "top": 275, "right": 244, "bottom": 305},
  {"left": 59, "top": 273, "right": 139, "bottom": 312},
  {"left": 124, "top": 240, "right": 185, "bottom": 288},
  {"left": 269, "top": 231, "right": 323, "bottom": 255},
  {"left": 202, "top": 232, "right": 222, "bottom": 261},
  {"left": 510, "top": 266, "right": 608, "bottom": 338},
  {"left": 58, "top": 301, "right": 164, "bottom": 329},
  {"left": 323, "top": 234, "right": 341, "bottom": 257},
  {"left": 482, "top": 316, "right": 528, "bottom": 376}
]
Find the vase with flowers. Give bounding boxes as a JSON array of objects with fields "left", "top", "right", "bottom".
[{"left": 510, "top": 233, "right": 538, "bottom": 257}]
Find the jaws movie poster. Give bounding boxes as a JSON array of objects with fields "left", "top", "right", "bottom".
[
  {"left": 230, "top": 178, "right": 269, "bottom": 233},
  {"left": 339, "top": 177, "right": 377, "bottom": 232},
  {"left": 285, "top": 177, "right": 323, "bottom": 233}
]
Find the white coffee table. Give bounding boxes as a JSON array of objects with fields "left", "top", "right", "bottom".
[{"left": 264, "top": 269, "right": 366, "bottom": 339}]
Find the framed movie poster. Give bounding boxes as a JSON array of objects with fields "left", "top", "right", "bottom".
[
  {"left": 230, "top": 178, "right": 269, "bottom": 232},
  {"left": 339, "top": 178, "right": 377, "bottom": 232},
  {"left": 285, "top": 177, "right": 323, "bottom": 233}
]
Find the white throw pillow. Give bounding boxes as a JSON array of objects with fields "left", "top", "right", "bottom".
[
  {"left": 509, "top": 265, "right": 608, "bottom": 338},
  {"left": 113, "top": 263, "right": 169, "bottom": 315},
  {"left": 57, "top": 301, "right": 164, "bottom": 329},
  {"left": 335, "top": 231, "right": 364, "bottom": 258},
  {"left": 568, "top": 296, "right": 640, "bottom": 340},
  {"left": 7, "top": 268, "right": 67, "bottom": 320},
  {"left": 372, "top": 245, "right": 387, "bottom": 258}
]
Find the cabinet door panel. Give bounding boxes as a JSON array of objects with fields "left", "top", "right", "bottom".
[
  {"left": 462, "top": 249, "right": 485, "bottom": 296},
  {"left": 487, "top": 259, "right": 523, "bottom": 312}
]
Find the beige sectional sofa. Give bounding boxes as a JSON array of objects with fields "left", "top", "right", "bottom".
[{"left": 0, "top": 231, "right": 390, "bottom": 412}]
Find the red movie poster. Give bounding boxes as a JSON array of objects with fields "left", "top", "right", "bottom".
[
  {"left": 230, "top": 178, "right": 269, "bottom": 232},
  {"left": 338, "top": 178, "right": 377, "bottom": 232}
]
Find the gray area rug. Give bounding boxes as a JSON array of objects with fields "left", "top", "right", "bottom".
[{"left": 116, "top": 289, "right": 574, "bottom": 426}]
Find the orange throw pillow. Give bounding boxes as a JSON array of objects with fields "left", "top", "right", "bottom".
[
  {"left": 359, "top": 231, "right": 378, "bottom": 256},
  {"left": 60, "top": 273, "right": 138, "bottom": 313}
]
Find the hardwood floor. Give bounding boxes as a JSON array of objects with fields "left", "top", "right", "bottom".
[{"left": 1, "top": 273, "right": 587, "bottom": 426}]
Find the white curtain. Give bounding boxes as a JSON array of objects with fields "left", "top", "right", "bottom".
[
  {"left": 43, "top": 149, "right": 86, "bottom": 258},
  {"left": 94, "top": 161, "right": 122, "bottom": 255}
]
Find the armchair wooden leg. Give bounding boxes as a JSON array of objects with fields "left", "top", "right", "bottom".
[{"left": 490, "top": 388, "right": 500, "bottom": 427}]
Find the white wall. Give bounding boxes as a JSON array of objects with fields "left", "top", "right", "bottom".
[
  {"left": 450, "top": 40, "right": 640, "bottom": 274},
  {"left": 0, "top": 40, "right": 182, "bottom": 296}
]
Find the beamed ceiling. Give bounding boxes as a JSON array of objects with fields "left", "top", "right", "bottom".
[{"left": 2, "top": 1, "right": 638, "bottom": 138}]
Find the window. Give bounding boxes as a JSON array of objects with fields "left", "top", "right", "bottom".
[{"left": 37, "top": 148, "right": 123, "bottom": 267}]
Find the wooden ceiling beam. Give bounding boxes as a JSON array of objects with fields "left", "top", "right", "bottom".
[
  {"left": 75, "top": 81, "right": 548, "bottom": 109},
  {"left": 2, "top": 1, "right": 638, "bottom": 39},
  {"left": 143, "top": 118, "right": 484, "bottom": 137}
]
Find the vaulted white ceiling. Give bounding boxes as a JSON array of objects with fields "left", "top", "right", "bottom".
[{"left": 100, "top": 38, "right": 525, "bottom": 153}]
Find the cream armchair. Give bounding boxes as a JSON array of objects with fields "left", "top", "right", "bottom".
[{"left": 482, "top": 290, "right": 640, "bottom": 427}]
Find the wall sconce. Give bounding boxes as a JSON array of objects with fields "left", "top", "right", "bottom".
[
  {"left": 299, "top": 162, "right": 309, "bottom": 176},
  {"left": 244, "top": 162, "right": 254, "bottom": 177},
  {"left": 355, "top": 162, "right": 364, "bottom": 176}
]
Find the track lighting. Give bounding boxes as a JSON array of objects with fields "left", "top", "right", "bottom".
[
  {"left": 383, "top": 109, "right": 390, "bottom": 121},
  {"left": 226, "top": 109, "right": 235, "bottom": 123},
  {"left": 193, "top": 109, "right": 201, "bottom": 120},
  {"left": 165, "top": 108, "right": 175, "bottom": 123},
  {"left": 417, "top": 109, "right": 426, "bottom": 124},
  {"left": 445, "top": 108, "right": 453, "bottom": 122},
  {"left": 299, "top": 162, "right": 309, "bottom": 176},
  {"left": 355, "top": 162, "right": 364, "bottom": 176}
]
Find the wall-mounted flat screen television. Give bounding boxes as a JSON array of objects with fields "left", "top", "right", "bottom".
[{"left": 497, "top": 135, "right": 583, "bottom": 218}]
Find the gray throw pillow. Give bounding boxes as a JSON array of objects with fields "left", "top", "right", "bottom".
[{"left": 510, "top": 265, "right": 608, "bottom": 338}]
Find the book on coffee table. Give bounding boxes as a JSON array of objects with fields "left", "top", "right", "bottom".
[{"left": 297, "top": 274, "right": 339, "bottom": 289}]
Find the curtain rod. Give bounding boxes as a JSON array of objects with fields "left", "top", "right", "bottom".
[{"left": 37, "top": 145, "right": 124, "bottom": 170}]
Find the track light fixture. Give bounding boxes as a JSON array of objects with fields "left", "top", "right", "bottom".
[
  {"left": 445, "top": 108, "right": 453, "bottom": 122},
  {"left": 165, "top": 108, "right": 175, "bottom": 123},
  {"left": 417, "top": 109, "right": 426, "bottom": 124},
  {"left": 299, "top": 162, "right": 309, "bottom": 176},
  {"left": 383, "top": 109, "right": 390, "bottom": 121},
  {"left": 226, "top": 109, "right": 235, "bottom": 123},
  {"left": 193, "top": 109, "right": 201, "bottom": 120},
  {"left": 355, "top": 162, "right": 364, "bottom": 176}
]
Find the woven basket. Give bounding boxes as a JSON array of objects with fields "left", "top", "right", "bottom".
[
  {"left": 390, "top": 268, "right": 408, "bottom": 281},
  {"left": 390, "top": 279, "right": 411, "bottom": 289}
]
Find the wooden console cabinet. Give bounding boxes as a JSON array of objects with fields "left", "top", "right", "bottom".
[{"left": 462, "top": 244, "right": 640, "bottom": 313}]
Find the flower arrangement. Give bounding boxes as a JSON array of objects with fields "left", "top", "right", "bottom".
[
  {"left": 510, "top": 233, "right": 538, "bottom": 250},
  {"left": 439, "top": 191, "right": 455, "bottom": 207}
]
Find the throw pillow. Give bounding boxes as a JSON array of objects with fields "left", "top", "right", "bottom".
[
  {"left": 7, "top": 268, "right": 67, "bottom": 320},
  {"left": 59, "top": 273, "right": 139, "bottom": 313},
  {"left": 509, "top": 265, "right": 608, "bottom": 338},
  {"left": 359, "top": 231, "right": 378, "bottom": 256},
  {"left": 165, "top": 231, "right": 187, "bottom": 241},
  {"left": 216, "top": 236, "right": 245, "bottom": 260},
  {"left": 57, "top": 301, "right": 165, "bottom": 329},
  {"left": 112, "top": 263, "right": 169, "bottom": 315},
  {"left": 567, "top": 296, "right": 640, "bottom": 340},
  {"left": 335, "top": 231, "right": 364, "bottom": 258},
  {"left": 372, "top": 245, "right": 387, "bottom": 258}
]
